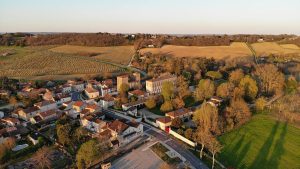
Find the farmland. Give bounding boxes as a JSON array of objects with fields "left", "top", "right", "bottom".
[
  {"left": 0, "top": 46, "right": 126, "bottom": 80},
  {"left": 218, "top": 114, "right": 300, "bottom": 169},
  {"left": 139, "top": 42, "right": 253, "bottom": 60},
  {"left": 280, "top": 44, "right": 300, "bottom": 50},
  {"left": 251, "top": 42, "right": 300, "bottom": 56},
  {"left": 50, "top": 45, "right": 135, "bottom": 65},
  {"left": 140, "top": 42, "right": 300, "bottom": 60}
]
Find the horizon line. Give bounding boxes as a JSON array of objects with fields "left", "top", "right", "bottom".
[{"left": 0, "top": 31, "right": 298, "bottom": 36}]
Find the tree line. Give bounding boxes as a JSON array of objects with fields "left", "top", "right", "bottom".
[{"left": 0, "top": 33, "right": 296, "bottom": 48}]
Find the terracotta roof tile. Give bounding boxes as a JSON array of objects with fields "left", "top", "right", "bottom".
[
  {"left": 23, "top": 106, "right": 40, "bottom": 114},
  {"left": 34, "top": 100, "right": 55, "bottom": 107},
  {"left": 39, "top": 110, "right": 56, "bottom": 118},
  {"left": 73, "top": 101, "right": 84, "bottom": 107},
  {"left": 129, "top": 89, "right": 146, "bottom": 96},
  {"left": 102, "top": 94, "right": 114, "bottom": 101},
  {"left": 166, "top": 108, "right": 190, "bottom": 118},
  {"left": 108, "top": 120, "right": 129, "bottom": 133},
  {"left": 156, "top": 117, "right": 171, "bottom": 124},
  {"left": 85, "top": 87, "right": 98, "bottom": 93},
  {"left": 2, "top": 117, "right": 20, "bottom": 124}
]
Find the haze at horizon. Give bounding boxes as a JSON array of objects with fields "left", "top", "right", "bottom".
[{"left": 0, "top": 0, "right": 300, "bottom": 35}]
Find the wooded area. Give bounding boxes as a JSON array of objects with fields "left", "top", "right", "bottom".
[{"left": 0, "top": 33, "right": 296, "bottom": 49}]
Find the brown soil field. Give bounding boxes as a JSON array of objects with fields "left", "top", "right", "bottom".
[
  {"left": 251, "top": 42, "right": 300, "bottom": 56},
  {"left": 0, "top": 46, "right": 125, "bottom": 79},
  {"left": 50, "top": 45, "right": 135, "bottom": 65},
  {"left": 139, "top": 42, "right": 252, "bottom": 60}
]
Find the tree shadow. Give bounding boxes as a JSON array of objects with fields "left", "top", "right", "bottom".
[
  {"left": 236, "top": 140, "right": 252, "bottom": 168},
  {"left": 226, "top": 135, "right": 246, "bottom": 165},
  {"left": 249, "top": 121, "right": 283, "bottom": 169},
  {"left": 268, "top": 122, "right": 287, "bottom": 169}
]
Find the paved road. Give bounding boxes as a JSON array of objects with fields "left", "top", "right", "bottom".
[
  {"left": 145, "top": 128, "right": 208, "bottom": 169},
  {"left": 104, "top": 109, "right": 208, "bottom": 169},
  {"left": 111, "top": 139, "right": 164, "bottom": 169}
]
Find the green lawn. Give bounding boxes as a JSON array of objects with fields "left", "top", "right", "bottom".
[
  {"left": 218, "top": 114, "right": 300, "bottom": 169},
  {"left": 149, "top": 105, "right": 165, "bottom": 116}
]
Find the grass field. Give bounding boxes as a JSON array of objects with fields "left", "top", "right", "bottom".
[
  {"left": 0, "top": 46, "right": 125, "bottom": 79},
  {"left": 218, "top": 114, "right": 300, "bottom": 169},
  {"left": 140, "top": 42, "right": 252, "bottom": 60},
  {"left": 50, "top": 45, "right": 135, "bottom": 65},
  {"left": 251, "top": 42, "right": 300, "bottom": 56}
]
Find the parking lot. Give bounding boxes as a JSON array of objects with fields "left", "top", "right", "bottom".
[{"left": 111, "top": 140, "right": 165, "bottom": 169}]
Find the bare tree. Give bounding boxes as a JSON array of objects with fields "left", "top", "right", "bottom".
[
  {"left": 176, "top": 76, "right": 190, "bottom": 99},
  {"left": 207, "top": 137, "right": 222, "bottom": 169},
  {"left": 193, "top": 102, "right": 220, "bottom": 135},
  {"left": 254, "top": 64, "right": 285, "bottom": 96},
  {"left": 194, "top": 79, "right": 215, "bottom": 101},
  {"left": 229, "top": 69, "right": 244, "bottom": 86},
  {"left": 33, "top": 146, "right": 52, "bottom": 169},
  {"left": 225, "top": 98, "right": 251, "bottom": 128},
  {"left": 216, "top": 82, "right": 234, "bottom": 99},
  {"left": 194, "top": 128, "right": 211, "bottom": 159}
]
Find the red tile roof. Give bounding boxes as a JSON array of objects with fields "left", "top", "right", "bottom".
[
  {"left": 102, "top": 94, "right": 114, "bottom": 101},
  {"left": 81, "top": 109, "right": 90, "bottom": 115},
  {"left": 2, "top": 117, "right": 20, "bottom": 124},
  {"left": 73, "top": 101, "right": 84, "bottom": 107},
  {"left": 156, "top": 117, "right": 172, "bottom": 124},
  {"left": 102, "top": 79, "right": 113, "bottom": 87},
  {"left": 165, "top": 108, "right": 190, "bottom": 118},
  {"left": 39, "top": 110, "right": 56, "bottom": 118},
  {"left": 99, "top": 129, "right": 112, "bottom": 138},
  {"left": 129, "top": 89, "right": 146, "bottom": 96},
  {"left": 23, "top": 106, "right": 40, "bottom": 114},
  {"left": 85, "top": 87, "right": 98, "bottom": 93},
  {"left": 83, "top": 113, "right": 106, "bottom": 124},
  {"left": 126, "top": 121, "right": 141, "bottom": 128},
  {"left": 108, "top": 120, "right": 129, "bottom": 133},
  {"left": 86, "top": 104, "right": 98, "bottom": 110},
  {"left": 34, "top": 100, "right": 55, "bottom": 107}
]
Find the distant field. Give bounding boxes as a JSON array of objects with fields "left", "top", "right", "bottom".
[
  {"left": 0, "top": 46, "right": 125, "bottom": 79},
  {"left": 50, "top": 45, "right": 135, "bottom": 65},
  {"left": 251, "top": 42, "right": 300, "bottom": 56},
  {"left": 280, "top": 44, "right": 300, "bottom": 50},
  {"left": 140, "top": 42, "right": 252, "bottom": 60},
  {"left": 218, "top": 114, "right": 300, "bottom": 169}
]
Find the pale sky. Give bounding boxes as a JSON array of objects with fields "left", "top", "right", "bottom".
[{"left": 0, "top": 0, "right": 300, "bottom": 34}]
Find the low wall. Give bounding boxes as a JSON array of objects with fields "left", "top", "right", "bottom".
[
  {"left": 144, "top": 118, "right": 159, "bottom": 128},
  {"left": 169, "top": 129, "right": 196, "bottom": 147}
]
